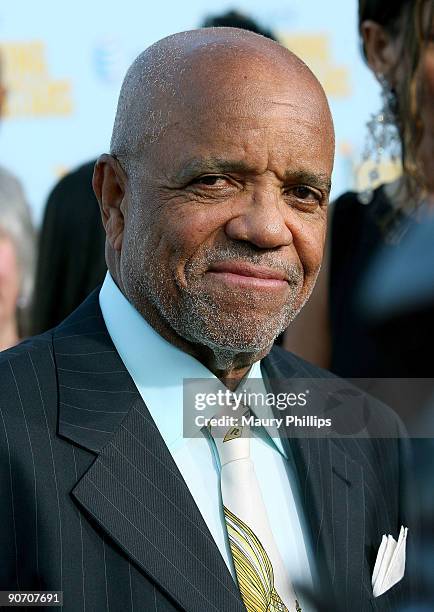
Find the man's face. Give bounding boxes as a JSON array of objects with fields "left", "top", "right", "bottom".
[{"left": 120, "top": 63, "right": 334, "bottom": 354}]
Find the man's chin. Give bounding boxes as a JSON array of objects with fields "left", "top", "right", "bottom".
[
  {"left": 191, "top": 322, "right": 284, "bottom": 356},
  {"left": 200, "top": 283, "right": 294, "bottom": 313},
  {"left": 176, "top": 294, "right": 301, "bottom": 351}
]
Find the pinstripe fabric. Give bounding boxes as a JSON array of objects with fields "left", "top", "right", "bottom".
[
  {"left": 262, "top": 348, "right": 414, "bottom": 611},
  {"left": 0, "top": 290, "right": 413, "bottom": 611}
]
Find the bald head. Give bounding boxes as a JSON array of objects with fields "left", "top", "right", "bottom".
[{"left": 110, "top": 28, "right": 332, "bottom": 168}]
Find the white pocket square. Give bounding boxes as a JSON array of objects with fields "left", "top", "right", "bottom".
[{"left": 372, "top": 526, "right": 408, "bottom": 598}]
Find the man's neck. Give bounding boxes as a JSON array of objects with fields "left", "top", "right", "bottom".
[{"left": 141, "top": 305, "right": 269, "bottom": 389}]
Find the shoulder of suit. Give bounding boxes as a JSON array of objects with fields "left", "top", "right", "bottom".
[
  {"left": 0, "top": 330, "right": 55, "bottom": 391},
  {"left": 267, "top": 345, "right": 405, "bottom": 436},
  {"left": 0, "top": 331, "right": 60, "bottom": 455},
  {"left": 268, "top": 344, "right": 337, "bottom": 379}
]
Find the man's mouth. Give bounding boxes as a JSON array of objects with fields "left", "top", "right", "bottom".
[{"left": 206, "top": 261, "right": 289, "bottom": 290}]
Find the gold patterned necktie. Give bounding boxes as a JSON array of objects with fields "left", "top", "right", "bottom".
[{"left": 210, "top": 422, "right": 301, "bottom": 612}]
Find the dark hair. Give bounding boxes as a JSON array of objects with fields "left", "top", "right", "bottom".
[
  {"left": 358, "top": 0, "right": 412, "bottom": 35},
  {"left": 359, "top": 0, "right": 433, "bottom": 200},
  {"left": 31, "top": 161, "right": 106, "bottom": 334},
  {"left": 201, "top": 10, "right": 277, "bottom": 41}
]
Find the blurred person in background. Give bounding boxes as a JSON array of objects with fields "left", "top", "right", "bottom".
[
  {"left": 201, "top": 8, "right": 277, "bottom": 39},
  {"left": 31, "top": 10, "right": 277, "bottom": 336},
  {"left": 0, "top": 53, "right": 36, "bottom": 350},
  {"left": 31, "top": 161, "right": 106, "bottom": 334},
  {"left": 0, "top": 167, "right": 35, "bottom": 350},
  {"left": 283, "top": 0, "right": 434, "bottom": 378}
]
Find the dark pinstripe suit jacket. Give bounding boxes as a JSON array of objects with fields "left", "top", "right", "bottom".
[{"left": 0, "top": 290, "right": 413, "bottom": 611}]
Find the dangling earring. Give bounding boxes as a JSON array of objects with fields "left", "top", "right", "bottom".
[{"left": 358, "top": 74, "right": 401, "bottom": 204}]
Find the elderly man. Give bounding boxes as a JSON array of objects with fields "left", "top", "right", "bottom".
[{"left": 0, "top": 29, "right": 411, "bottom": 612}]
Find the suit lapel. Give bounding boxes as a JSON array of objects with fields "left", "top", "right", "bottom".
[
  {"left": 291, "top": 437, "right": 372, "bottom": 609},
  {"left": 54, "top": 291, "right": 245, "bottom": 612},
  {"left": 71, "top": 396, "right": 245, "bottom": 612},
  {"left": 262, "top": 349, "right": 373, "bottom": 609}
]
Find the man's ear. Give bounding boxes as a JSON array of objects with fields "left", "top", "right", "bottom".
[
  {"left": 361, "top": 20, "right": 399, "bottom": 82},
  {"left": 93, "top": 154, "right": 128, "bottom": 252}
]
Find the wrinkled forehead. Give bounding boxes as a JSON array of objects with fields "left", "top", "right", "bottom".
[
  {"left": 154, "top": 55, "right": 331, "bottom": 147},
  {"left": 167, "top": 57, "right": 331, "bottom": 148}
]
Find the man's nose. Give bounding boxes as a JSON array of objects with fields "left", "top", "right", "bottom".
[{"left": 224, "top": 187, "right": 293, "bottom": 250}]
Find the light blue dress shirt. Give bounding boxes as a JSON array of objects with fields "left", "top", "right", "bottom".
[{"left": 99, "top": 272, "right": 315, "bottom": 607}]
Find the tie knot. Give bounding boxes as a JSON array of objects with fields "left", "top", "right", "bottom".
[{"left": 210, "top": 419, "right": 251, "bottom": 466}]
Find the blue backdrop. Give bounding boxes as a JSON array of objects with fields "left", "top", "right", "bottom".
[{"left": 0, "top": 0, "right": 391, "bottom": 224}]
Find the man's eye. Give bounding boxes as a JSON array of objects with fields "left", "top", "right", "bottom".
[
  {"left": 191, "top": 175, "right": 227, "bottom": 186},
  {"left": 286, "top": 185, "right": 321, "bottom": 203}
]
